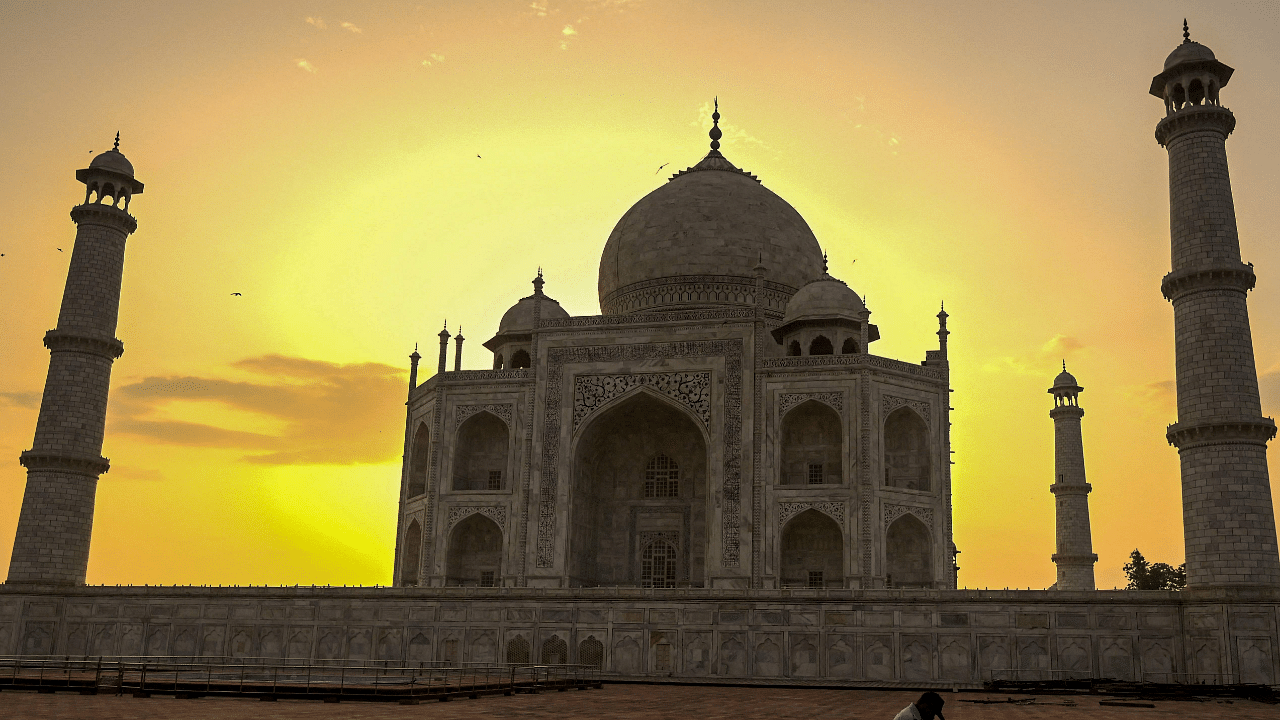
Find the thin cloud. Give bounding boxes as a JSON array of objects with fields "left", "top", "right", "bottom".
[
  {"left": 295, "top": 58, "right": 318, "bottom": 74},
  {"left": 1125, "top": 380, "right": 1176, "bottom": 418},
  {"left": 108, "top": 466, "right": 166, "bottom": 482},
  {"left": 529, "top": 1, "right": 551, "bottom": 17},
  {"left": 305, "top": 16, "right": 327, "bottom": 30},
  {"left": 984, "top": 334, "right": 1087, "bottom": 377},
  {"left": 694, "top": 101, "right": 771, "bottom": 151},
  {"left": 563, "top": 24, "right": 578, "bottom": 35},
  {"left": 341, "top": 21, "right": 363, "bottom": 34},
  {"left": 422, "top": 53, "right": 445, "bottom": 67},
  {"left": 110, "top": 355, "right": 406, "bottom": 466},
  {"left": 0, "top": 390, "right": 41, "bottom": 409}
]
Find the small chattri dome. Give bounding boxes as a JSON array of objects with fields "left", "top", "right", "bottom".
[
  {"left": 1164, "top": 40, "right": 1215, "bottom": 70},
  {"left": 780, "top": 274, "right": 865, "bottom": 326},
  {"left": 497, "top": 292, "right": 569, "bottom": 335},
  {"left": 1050, "top": 363, "right": 1083, "bottom": 394},
  {"left": 89, "top": 148, "right": 135, "bottom": 178}
]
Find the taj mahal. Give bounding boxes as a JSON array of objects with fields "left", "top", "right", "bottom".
[{"left": 2, "top": 27, "right": 1279, "bottom": 686}]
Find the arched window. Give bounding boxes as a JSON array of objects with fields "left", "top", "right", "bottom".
[
  {"left": 780, "top": 509, "right": 842, "bottom": 588},
  {"left": 886, "top": 514, "right": 932, "bottom": 588},
  {"left": 809, "top": 335, "right": 833, "bottom": 355},
  {"left": 641, "top": 541, "right": 678, "bottom": 588},
  {"left": 542, "top": 635, "right": 568, "bottom": 664},
  {"left": 400, "top": 520, "right": 422, "bottom": 587},
  {"left": 407, "top": 422, "right": 429, "bottom": 497},
  {"left": 780, "top": 400, "right": 841, "bottom": 485},
  {"left": 884, "top": 407, "right": 930, "bottom": 491},
  {"left": 493, "top": 354, "right": 504, "bottom": 370},
  {"left": 509, "top": 349, "right": 531, "bottom": 369},
  {"left": 1171, "top": 83, "right": 1186, "bottom": 110},
  {"left": 841, "top": 337, "right": 858, "bottom": 354},
  {"left": 1188, "top": 77, "right": 1205, "bottom": 105},
  {"left": 787, "top": 340, "right": 801, "bottom": 357},
  {"left": 506, "top": 635, "right": 530, "bottom": 664},
  {"left": 644, "top": 454, "right": 679, "bottom": 498},
  {"left": 453, "top": 412, "right": 508, "bottom": 491},
  {"left": 445, "top": 513, "right": 502, "bottom": 586},
  {"left": 579, "top": 636, "right": 604, "bottom": 667}
]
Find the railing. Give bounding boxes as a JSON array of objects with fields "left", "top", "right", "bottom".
[
  {"left": 0, "top": 656, "right": 601, "bottom": 702},
  {"left": 987, "top": 667, "right": 1243, "bottom": 685}
]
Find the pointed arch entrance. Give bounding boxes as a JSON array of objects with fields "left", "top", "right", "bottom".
[
  {"left": 570, "top": 391, "right": 708, "bottom": 587},
  {"left": 779, "top": 509, "right": 843, "bottom": 588},
  {"left": 445, "top": 514, "right": 502, "bottom": 586},
  {"left": 886, "top": 514, "right": 933, "bottom": 588}
]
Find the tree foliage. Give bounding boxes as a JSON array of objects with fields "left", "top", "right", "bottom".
[{"left": 1123, "top": 549, "right": 1186, "bottom": 590}]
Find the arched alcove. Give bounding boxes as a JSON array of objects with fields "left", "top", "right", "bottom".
[
  {"left": 400, "top": 520, "right": 422, "bottom": 587},
  {"left": 492, "top": 354, "right": 504, "bottom": 370},
  {"left": 445, "top": 514, "right": 502, "bottom": 586},
  {"left": 510, "top": 349, "right": 531, "bottom": 369},
  {"left": 579, "top": 636, "right": 604, "bottom": 667},
  {"left": 787, "top": 340, "right": 801, "bottom": 357},
  {"left": 506, "top": 635, "right": 530, "bottom": 664},
  {"left": 779, "top": 509, "right": 843, "bottom": 588},
  {"left": 453, "top": 412, "right": 508, "bottom": 491},
  {"left": 780, "top": 400, "right": 841, "bottom": 485},
  {"left": 407, "top": 422, "right": 429, "bottom": 497},
  {"left": 809, "top": 335, "right": 834, "bottom": 355},
  {"left": 570, "top": 392, "right": 707, "bottom": 587},
  {"left": 884, "top": 407, "right": 930, "bottom": 490},
  {"left": 542, "top": 636, "right": 568, "bottom": 664},
  {"left": 885, "top": 514, "right": 932, "bottom": 588},
  {"left": 841, "top": 337, "right": 858, "bottom": 354}
]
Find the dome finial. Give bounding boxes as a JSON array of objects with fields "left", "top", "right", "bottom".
[
  {"left": 1183, "top": 18, "right": 1190, "bottom": 43},
  {"left": 1062, "top": 359, "right": 1067, "bottom": 372},
  {"left": 113, "top": 132, "right": 120, "bottom": 152},
  {"left": 533, "top": 267, "right": 545, "bottom": 295},
  {"left": 822, "top": 250, "right": 828, "bottom": 274},
  {"left": 709, "top": 97, "right": 722, "bottom": 152}
]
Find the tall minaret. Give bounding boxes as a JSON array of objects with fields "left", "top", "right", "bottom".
[
  {"left": 1048, "top": 364, "right": 1096, "bottom": 590},
  {"left": 1152, "top": 23, "right": 1280, "bottom": 587},
  {"left": 8, "top": 136, "right": 143, "bottom": 585}
]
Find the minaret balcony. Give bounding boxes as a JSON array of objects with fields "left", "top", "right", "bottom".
[
  {"left": 19, "top": 449, "right": 111, "bottom": 475},
  {"left": 1166, "top": 417, "right": 1278, "bottom": 449},
  {"left": 43, "top": 328, "right": 124, "bottom": 359},
  {"left": 1160, "top": 261, "right": 1255, "bottom": 301},
  {"left": 69, "top": 202, "right": 138, "bottom": 233},
  {"left": 1155, "top": 104, "right": 1235, "bottom": 146}
]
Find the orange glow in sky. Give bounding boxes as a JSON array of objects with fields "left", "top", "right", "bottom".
[{"left": 2, "top": 2, "right": 1279, "bottom": 589}]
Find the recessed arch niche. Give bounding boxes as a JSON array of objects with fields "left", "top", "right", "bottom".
[
  {"left": 445, "top": 513, "right": 502, "bottom": 586},
  {"left": 780, "top": 400, "right": 842, "bottom": 485},
  {"left": 570, "top": 391, "right": 708, "bottom": 587},
  {"left": 452, "top": 411, "right": 508, "bottom": 491},
  {"left": 779, "top": 509, "right": 843, "bottom": 588},
  {"left": 885, "top": 514, "right": 932, "bottom": 588},
  {"left": 884, "top": 407, "right": 930, "bottom": 490},
  {"left": 400, "top": 519, "right": 422, "bottom": 587},
  {"left": 407, "top": 422, "right": 429, "bottom": 497}
]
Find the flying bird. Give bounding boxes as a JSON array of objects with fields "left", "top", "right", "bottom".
[
  {"left": 57, "top": 248, "right": 63, "bottom": 252},
  {"left": 231, "top": 292, "right": 242, "bottom": 296},
  {"left": 656, "top": 163, "right": 669, "bottom": 174},
  {"left": 476, "top": 154, "right": 482, "bottom": 158}
]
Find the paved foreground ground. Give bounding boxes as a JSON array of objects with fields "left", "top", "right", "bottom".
[{"left": 0, "top": 684, "right": 1272, "bottom": 719}]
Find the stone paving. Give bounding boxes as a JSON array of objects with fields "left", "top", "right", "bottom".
[{"left": 0, "top": 684, "right": 1274, "bottom": 719}]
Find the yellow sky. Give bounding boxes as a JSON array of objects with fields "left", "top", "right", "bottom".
[{"left": 2, "top": 1, "right": 1279, "bottom": 589}]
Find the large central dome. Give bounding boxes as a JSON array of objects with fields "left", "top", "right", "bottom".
[{"left": 598, "top": 123, "right": 824, "bottom": 315}]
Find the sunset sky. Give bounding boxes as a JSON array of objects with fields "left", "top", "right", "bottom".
[{"left": 2, "top": 1, "right": 1279, "bottom": 590}]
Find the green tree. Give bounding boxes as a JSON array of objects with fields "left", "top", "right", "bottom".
[{"left": 1123, "top": 549, "right": 1186, "bottom": 590}]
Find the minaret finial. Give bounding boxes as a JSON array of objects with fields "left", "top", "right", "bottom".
[
  {"left": 709, "top": 97, "right": 722, "bottom": 152},
  {"left": 822, "top": 250, "right": 828, "bottom": 274},
  {"left": 1183, "top": 18, "right": 1190, "bottom": 43},
  {"left": 113, "top": 132, "right": 120, "bottom": 152},
  {"left": 1063, "top": 359, "right": 1067, "bottom": 372},
  {"left": 533, "top": 267, "right": 545, "bottom": 295}
]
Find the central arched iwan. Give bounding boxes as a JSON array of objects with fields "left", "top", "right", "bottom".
[{"left": 570, "top": 392, "right": 708, "bottom": 587}]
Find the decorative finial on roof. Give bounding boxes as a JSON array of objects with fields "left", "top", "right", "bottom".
[
  {"left": 822, "top": 250, "right": 828, "bottom": 274},
  {"left": 113, "top": 132, "right": 120, "bottom": 152},
  {"left": 709, "top": 97, "right": 722, "bottom": 152},
  {"left": 1183, "top": 18, "right": 1190, "bottom": 43},
  {"left": 1062, "top": 359, "right": 1067, "bottom": 372},
  {"left": 938, "top": 301, "right": 948, "bottom": 318},
  {"left": 533, "top": 267, "right": 545, "bottom": 295}
]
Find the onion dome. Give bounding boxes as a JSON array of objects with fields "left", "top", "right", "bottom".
[
  {"left": 1049, "top": 362, "right": 1083, "bottom": 395},
  {"left": 484, "top": 270, "right": 570, "bottom": 351},
  {"left": 598, "top": 100, "right": 825, "bottom": 316},
  {"left": 771, "top": 261, "right": 878, "bottom": 344},
  {"left": 77, "top": 133, "right": 144, "bottom": 193}
]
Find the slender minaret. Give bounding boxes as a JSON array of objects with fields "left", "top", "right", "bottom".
[
  {"left": 436, "top": 322, "right": 450, "bottom": 374},
  {"left": 453, "top": 327, "right": 465, "bottom": 372},
  {"left": 1152, "top": 23, "right": 1280, "bottom": 587},
  {"left": 1048, "top": 364, "right": 1096, "bottom": 590},
  {"left": 8, "top": 136, "right": 143, "bottom": 585}
]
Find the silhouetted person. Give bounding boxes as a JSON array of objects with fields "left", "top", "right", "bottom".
[{"left": 893, "top": 691, "right": 945, "bottom": 720}]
